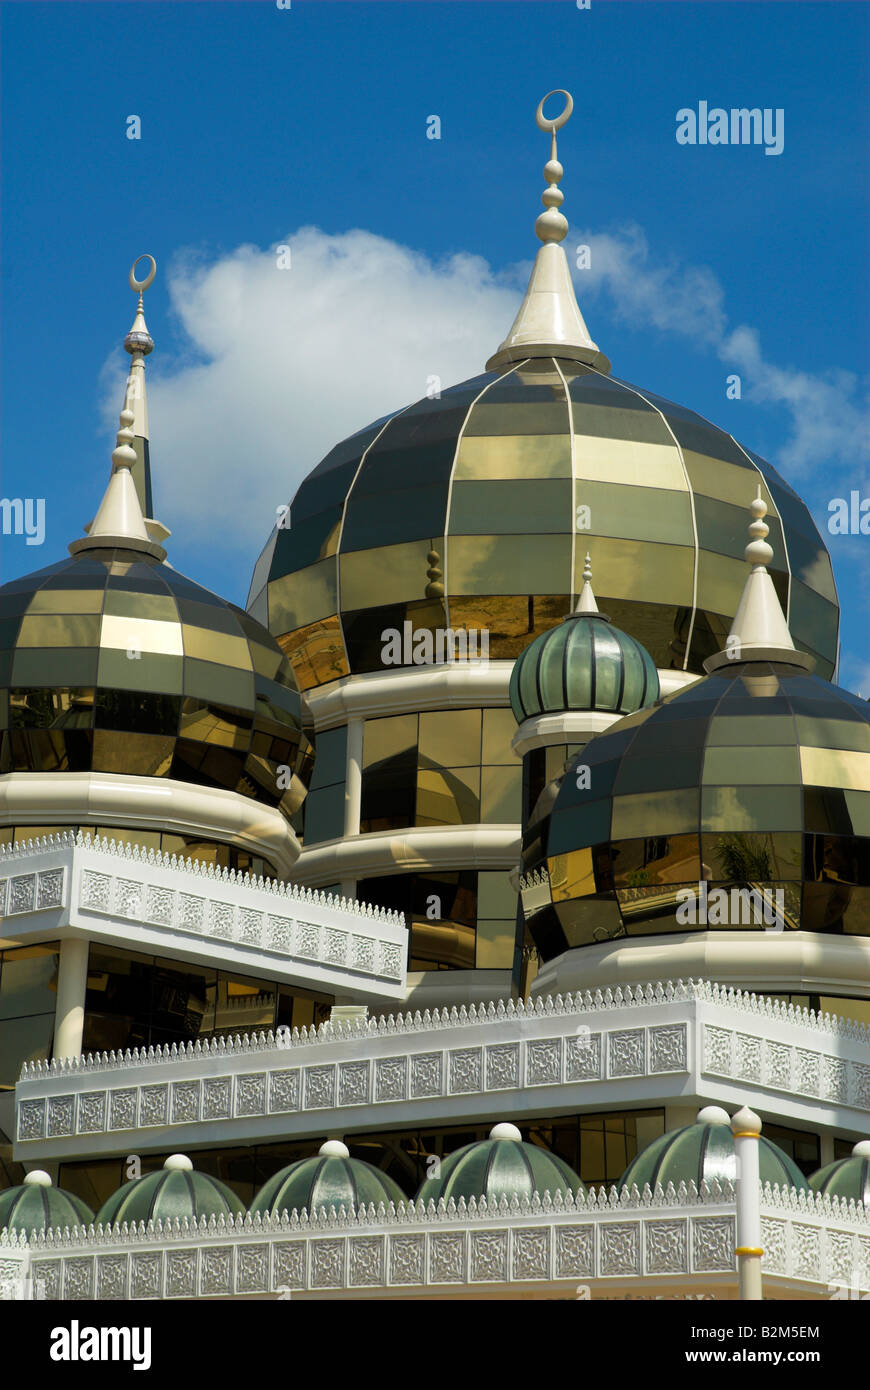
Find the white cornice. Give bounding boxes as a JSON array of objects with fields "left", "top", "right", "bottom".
[
  {"left": 293, "top": 824, "right": 522, "bottom": 887},
  {"left": 0, "top": 772, "right": 299, "bottom": 877}
]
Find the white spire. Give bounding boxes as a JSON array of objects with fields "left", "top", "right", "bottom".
[
  {"left": 486, "top": 90, "right": 610, "bottom": 374},
  {"left": 574, "top": 552, "right": 599, "bottom": 614},
  {"left": 70, "top": 258, "right": 167, "bottom": 560},
  {"left": 704, "top": 490, "right": 814, "bottom": 672}
]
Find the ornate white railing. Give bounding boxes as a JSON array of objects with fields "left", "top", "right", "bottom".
[
  {"left": 0, "top": 832, "right": 407, "bottom": 998},
  {"left": 15, "top": 981, "right": 870, "bottom": 1158},
  {"left": 1, "top": 1182, "right": 867, "bottom": 1300}
]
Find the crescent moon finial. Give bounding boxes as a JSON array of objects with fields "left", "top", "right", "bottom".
[
  {"left": 129, "top": 253, "right": 156, "bottom": 294},
  {"left": 534, "top": 91, "right": 573, "bottom": 245}
]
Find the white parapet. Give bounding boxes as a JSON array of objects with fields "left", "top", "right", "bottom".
[
  {"left": 14, "top": 980, "right": 870, "bottom": 1161},
  {"left": 3, "top": 1180, "right": 869, "bottom": 1301},
  {"left": 0, "top": 832, "right": 408, "bottom": 1002}
]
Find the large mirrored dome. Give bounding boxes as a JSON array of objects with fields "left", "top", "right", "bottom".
[{"left": 248, "top": 359, "right": 839, "bottom": 690}]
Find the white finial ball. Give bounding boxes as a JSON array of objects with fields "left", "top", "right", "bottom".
[
  {"left": 319, "top": 1139, "right": 350, "bottom": 1159},
  {"left": 543, "top": 158, "right": 563, "bottom": 183},
  {"left": 852, "top": 1140, "right": 870, "bottom": 1158},
  {"left": 730, "top": 1106, "right": 762, "bottom": 1136},
  {"left": 23, "top": 1169, "right": 53, "bottom": 1187},
  {"left": 696, "top": 1106, "right": 731, "bottom": 1126},
  {"left": 163, "top": 1154, "right": 194, "bottom": 1172},
  {"left": 490, "top": 1122, "right": 523, "bottom": 1142}
]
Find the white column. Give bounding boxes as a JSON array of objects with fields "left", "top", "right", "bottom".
[
  {"left": 341, "top": 717, "right": 364, "bottom": 898},
  {"left": 53, "top": 937, "right": 89, "bottom": 1060},
  {"left": 732, "top": 1105, "right": 763, "bottom": 1301},
  {"left": 819, "top": 1133, "right": 835, "bottom": 1168}
]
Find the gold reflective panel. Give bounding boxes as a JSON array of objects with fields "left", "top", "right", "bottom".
[
  {"left": 556, "top": 896, "right": 625, "bottom": 947},
  {"left": 795, "top": 717, "right": 870, "bottom": 753},
  {"left": 478, "top": 870, "right": 517, "bottom": 919},
  {"left": 415, "top": 766, "right": 480, "bottom": 825},
  {"left": 800, "top": 747, "right": 870, "bottom": 793},
  {"left": 706, "top": 715, "right": 796, "bottom": 746},
  {"left": 447, "top": 534, "right": 571, "bottom": 593},
  {"left": 409, "top": 919, "right": 475, "bottom": 971},
  {"left": 612, "top": 834, "right": 700, "bottom": 887},
  {"left": 475, "top": 919, "right": 515, "bottom": 968},
  {"left": 549, "top": 848, "right": 596, "bottom": 900},
  {"left": 97, "top": 649, "right": 183, "bottom": 694},
  {"left": 99, "top": 614, "right": 184, "bottom": 657},
  {"left": 611, "top": 789, "right": 699, "bottom": 839},
  {"left": 703, "top": 745, "right": 800, "bottom": 785},
  {"left": 278, "top": 617, "right": 348, "bottom": 690},
  {"left": 27, "top": 589, "right": 105, "bottom": 614},
  {"left": 363, "top": 713, "right": 418, "bottom": 768},
  {"left": 701, "top": 786, "right": 803, "bottom": 832},
  {"left": 418, "top": 709, "right": 481, "bottom": 768},
  {"left": 573, "top": 435, "right": 686, "bottom": 490},
  {"left": 453, "top": 434, "right": 570, "bottom": 480},
  {"left": 182, "top": 626, "right": 252, "bottom": 668},
  {"left": 482, "top": 707, "right": 519, "bottom": 765},
  {"left": 102, "top": 590, "right": 177, "bottom": 622},
  {"left": 695, "top": 549, "right": 749, "bottom": 618},
  {"left": 92, "top": 731, "right": 174, "bottom": 776},
  {"left": 340, "top": 540, "right": 436, "bottom": 610},
  {"left": 574, "top": 481, "right": 692, "bottom": 545},
  {"left": 180, "top": 700, "right": 252, "bottom": 750},
  {"left": 269, "top": 558, "right": 337, "bottom": 632},
  {"left": 449, "top": 479, "right": 571, "bottom": 534},
  {"left": 480, "top": 764, "right": 522, "bottom": 821},
  {"left": 845, "top": 792, "right": 870, "bottom": 836},
  {"left": 447, "top": 595, "right": 567, "bottom": 658},
  {"left": 16, "top": 615, "right": 101, "bottom": 647},
  {"left": 682, "top": 450, "right": 772, "bottom": 509},
  {"left": 573, "top": 538, "right": 694, "bottom": 608},
  {"left": 701, "top": 832, "right": 803, "bottom": 881}
]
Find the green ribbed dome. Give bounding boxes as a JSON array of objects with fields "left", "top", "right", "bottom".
[
  {"left": 619, "top": 1108, "right": 810, "bottom": 1192},
  {"left": 416, "top": 1123, "right": 584, "bottom": 1205},
  {"left": 809, "top": 1141, "right": 870, "bottom": 1205},
  {"left": 509, "top": 607, "right": 659, "bottom": 724},
  {"left": 249, "top": 1140, "right": 407, "bottom": 1217},
  {"left": 0, "top": 1171, "right": 93, "bottom": 1234},
  {"left": 95, "top": 1154, "right": 245, "bottom": 1227}
]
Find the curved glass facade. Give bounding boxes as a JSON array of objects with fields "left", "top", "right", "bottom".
[
  {"left": 251, "top": 360, "right": 839, "bottom": 689},
  {"left": 525, "top": 662, "right": 870, "bottom": 956},
  {"left": 0, "top": 546, "right": 314, "bottom": 820}
]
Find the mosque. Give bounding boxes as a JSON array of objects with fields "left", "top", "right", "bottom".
[{"left": 0, "top": 91, "right": 868, "bottom": 1301}]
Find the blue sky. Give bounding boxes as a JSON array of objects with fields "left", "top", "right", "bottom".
[{"left": 1, "top": 0, "right": 868, "bottom": 687}]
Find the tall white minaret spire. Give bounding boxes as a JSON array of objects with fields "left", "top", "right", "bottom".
[
  {"left": 704, "top": 490, "right": 814, "bottom": 672},
  {"left": 69, "top": 258, "right": 167, "bottom": 560},
  {"left": 486, "top": 90, "right": 610, "bottom": 374}
]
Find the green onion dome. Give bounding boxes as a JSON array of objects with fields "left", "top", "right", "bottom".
[
  {"left": 809, "top": 1140, "right": 870, "bottom": 1206},
  {"left": 509, "top": 604, "right": 659, "bottom": 723},
  {"left": 0, "top": 548, "right": 314, "bottom": 822},
  {"left": 0, "top": 1169, "right": 94, "bottom": 1234},
  {"left": 619, "top": 1107, "right": 810, "bottom": 1193},
  {"left": 249, "top": 1140, "right": 407, "bottom": 1217},
  {"left": 415, "top": 1122, "right": 584, "bottom": 1205},
  {"left": 95, "top": 1153, "right": 245, "bottom": 1227}
]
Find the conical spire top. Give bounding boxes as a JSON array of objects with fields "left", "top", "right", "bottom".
[
  {"left": 574, "top": 552, "right": 599, "bottom": 614},
  {"left": 486, "top": 91, "right": 610, "bottom": 375},
  {"left": 704, "top": 490, "right": 814, "bottom": 673},
  {"left": 70, "top": 258, "right": 167, "bottom": 560}
]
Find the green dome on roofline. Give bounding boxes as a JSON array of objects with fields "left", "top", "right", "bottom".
[
  {"left": 618, "top": 1107, "right": 810, "bottom": 1193},
  {"left": 249, "top": 1140, "right": 407, "bottom": 1217},
  {"left": 95, "top": 1154, "right": 245, "bottom": 1227},
  {"left": 415, "top": 1122, "right": 584, "bottom": 1205},
  {"left": 0, "top": 1170, "right": 93, "bottom": 1235},
  {"left": 809, "top": 1141, "right": 870, "bottom": 1206},
  {"left": 509, "top": 557, "right": 659, "bottom": 723}
]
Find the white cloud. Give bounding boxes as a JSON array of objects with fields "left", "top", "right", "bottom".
[
  {"left": 577, "top": 223, "right": 870, "bottom": 479},
  {"left": 102, "top": 229, "right": 519, "bottom": 560}
]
